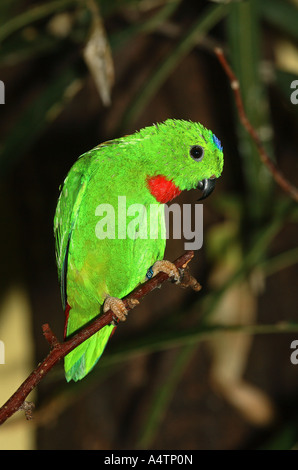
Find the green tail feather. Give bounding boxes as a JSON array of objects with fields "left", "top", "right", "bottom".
[{"left": 64, "top": 323, "right": 114, "bottom": 382}]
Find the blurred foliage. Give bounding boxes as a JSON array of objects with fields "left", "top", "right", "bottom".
[{"left": 1, "top": 0, "right": 298, "bottom": 450}]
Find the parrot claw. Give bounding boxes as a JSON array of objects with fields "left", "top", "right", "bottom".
[
  {"left": 146, "top": 260, "right": 181, "bottom": 283},
  {"left": 103, "top": 296, "right": 128, "bottom": 325}
]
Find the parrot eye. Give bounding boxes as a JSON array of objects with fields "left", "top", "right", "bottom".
[{"left": 190, "top": 145, "right": 204, "bottom": 162}]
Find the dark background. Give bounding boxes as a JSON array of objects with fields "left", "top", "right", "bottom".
[{"left": 1, "top": 0, "right": 298, "bottom": 449}]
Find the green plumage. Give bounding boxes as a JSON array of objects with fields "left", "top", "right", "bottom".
[{"left": 54, "top": 119, "right": 224, "bottom": 381}]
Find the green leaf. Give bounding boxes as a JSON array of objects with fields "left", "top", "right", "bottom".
[
  {"left": 226, "top": 0, "right": 274, "bottom": 222},
  {"left": 136, "top": 345, "right": 194, "bottom": 449},
  {"left": 260, "top": 0, "right": 298, "bottom": 43},
  {"left": 0, "top": 0, "right": 82, "bottom": 43},
  {"left": 118, "top": 3, "right": 229, "bottom": 130},
  {"left": 0, "top": 67, "right": 83, "bottom": 176}
]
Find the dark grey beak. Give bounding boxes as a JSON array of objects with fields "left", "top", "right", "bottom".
[{"left": 197, "top": 178, "right": 216, "bottom": 201}]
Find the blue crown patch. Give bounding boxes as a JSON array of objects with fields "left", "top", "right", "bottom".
[{"left": 213, "top": 134, "right": 223, "bottom": 151}]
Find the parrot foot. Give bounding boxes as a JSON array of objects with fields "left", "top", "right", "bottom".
[
  {"left": 103, "top": 296, "right": 128, "bottom": 325},
  {"left": 146, "top": 260, "right": 181, "bottom": 283}
]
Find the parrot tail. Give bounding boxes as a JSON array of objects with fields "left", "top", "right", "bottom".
[{"left": 64, "top": 305, "right": 115, "bottom": 382}]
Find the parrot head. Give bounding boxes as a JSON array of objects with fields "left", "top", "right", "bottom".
[{"left": 120, "top": 119, "right": 224, "bottom": 204}]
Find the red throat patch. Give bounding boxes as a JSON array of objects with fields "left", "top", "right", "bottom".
[{"left": 147, "top": 175, "right": 182, "bottom": 203}]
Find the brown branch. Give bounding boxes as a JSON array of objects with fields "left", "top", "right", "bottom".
[
  {"left": 214, "top": 47, "right": 298, "bottom": 203},
  {"left": 0, "top": 250, "right": 197, "bottom": 426}
]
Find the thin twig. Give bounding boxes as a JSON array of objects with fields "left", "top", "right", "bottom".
[
  {"left": 0, "top": 250, "right": 196, "bottom": 425},
  {"left": 214, "top": 47, "right": 298, "bottom": 203}
]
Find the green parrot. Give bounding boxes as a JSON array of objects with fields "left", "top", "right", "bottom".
[{"left": 54, "top": 119, "right": 224, "bottom": 382}]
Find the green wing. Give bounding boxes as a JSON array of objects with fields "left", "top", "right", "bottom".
[
  {"left": 54, "top": 151, "right": 115, "bottom": 382},
  {"left": 54, "top": 154, "right": 92, "bottom": 309}
]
